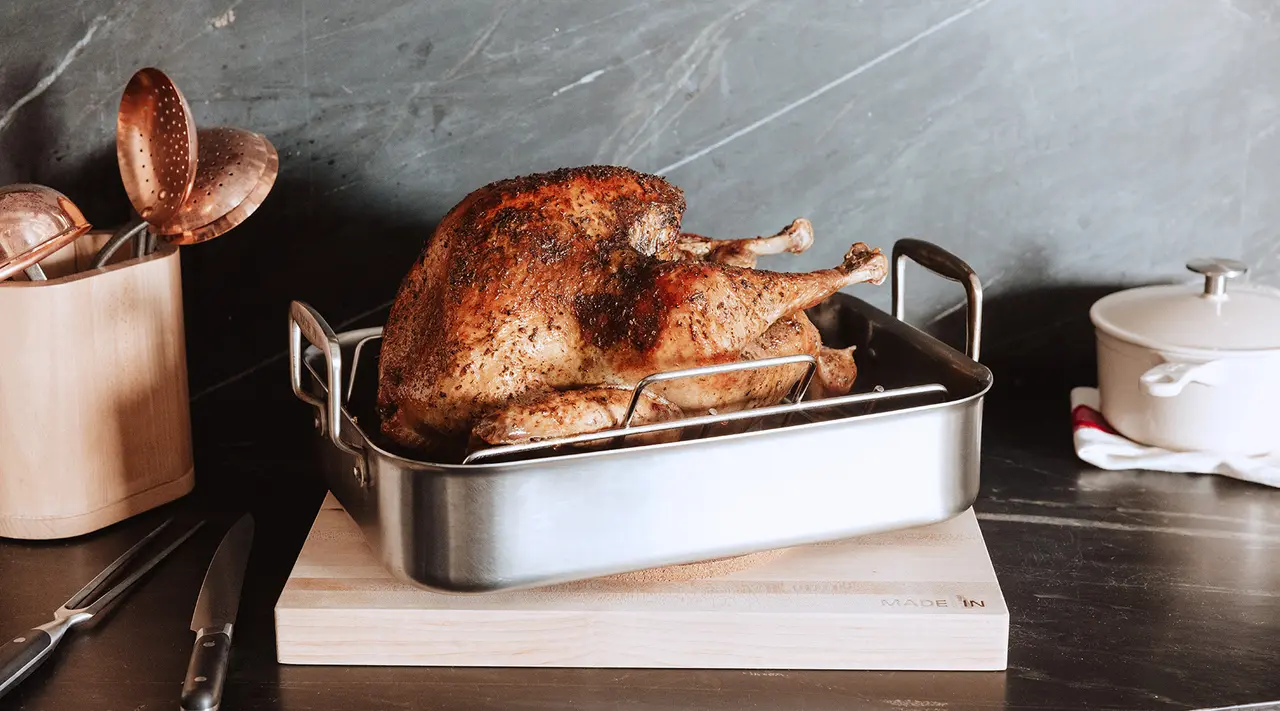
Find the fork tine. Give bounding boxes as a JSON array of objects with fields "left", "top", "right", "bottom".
[
  {"left": 61, "top": 519, "right": 174, "bottom": 610},
  {"left": 76, "top": 520, "right": 205, "bottom": 617}
]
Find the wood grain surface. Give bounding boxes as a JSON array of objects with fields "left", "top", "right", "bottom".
[
  {"left": 0, "top": 233, "right": 194, "bottom": 539},
  {"left": 275, "top": 494, "right": 1008, "bottom": 670}
]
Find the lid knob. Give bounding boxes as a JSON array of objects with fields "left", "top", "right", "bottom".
[{"left": 1186, "top": 257, "right": 1248, "bottom": 297}]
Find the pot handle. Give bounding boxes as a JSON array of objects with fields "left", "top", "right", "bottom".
[
  {"left": 892, "top": 238, "right": 983, "bottom": 361},
  {"left": 289, "top": 300, "right": 364, "bottom": 458},
  {"left": 1139, "top": 360, "right": 1227, "bottom": 397}
]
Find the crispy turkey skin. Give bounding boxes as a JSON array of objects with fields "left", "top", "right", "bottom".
[{"left": 376, "top": 165, "right": 887, "bottom": 458}]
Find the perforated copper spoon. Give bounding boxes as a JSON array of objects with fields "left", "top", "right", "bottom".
[
  {"left": 91, "top": 127, "right": 279, "bottom": 266},
  {"left": 92, "top": 68, "right": 198, "bottom": 267},
  {"left": 154, "top": 127, "right": 279, "bottom": 245},
  {"left": 117, "top": 68, "right": 197, "bottom": 224}
]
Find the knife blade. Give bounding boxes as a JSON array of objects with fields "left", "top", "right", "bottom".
[{"left": 181, "top": 514, "right": 254, "bottom": 711}]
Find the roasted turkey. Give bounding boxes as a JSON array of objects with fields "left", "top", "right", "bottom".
[{"left": 376, "top": 165, "right": 888, "bottom": 459}]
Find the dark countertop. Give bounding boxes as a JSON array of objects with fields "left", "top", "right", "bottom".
[{"left": 2, "top": 365, "right": 1279, "bottom": 711}]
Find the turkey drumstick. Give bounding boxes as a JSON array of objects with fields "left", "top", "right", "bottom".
[
  {"left": 623, "top": 242, "right": 886, "bottom": 378},
  {"left": 670, "top": 216, "right": 863, "bottom": 408},
  {"left": 672, "top": 218, "right": 814, "bottom": 268}
]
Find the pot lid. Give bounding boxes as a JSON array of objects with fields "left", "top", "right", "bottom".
[{"left": 1090, "top": 258, "right": 1280, "bottom": 353}]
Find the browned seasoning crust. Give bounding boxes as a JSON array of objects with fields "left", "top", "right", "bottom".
[{"left": 376, "top": 165, "right": 888, "bottom": 458}]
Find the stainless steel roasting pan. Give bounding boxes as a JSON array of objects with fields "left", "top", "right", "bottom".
[{"left": 288, "top": 238, "right": 993, "bottom": 593}]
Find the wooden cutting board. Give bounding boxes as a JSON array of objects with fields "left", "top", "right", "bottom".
[{"left": 274, "top": 494, "right": 1008, "bottom": 670}]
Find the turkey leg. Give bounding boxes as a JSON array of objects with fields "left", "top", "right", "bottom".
[
  {"left": 633, "top": 243, "right": 885, "bottom": 410},
  {"left": 809, "top": 345, "right": 858, "bottom": 400},
  {"left": 649, "top": 242, "right": 887, "bottom": 359},
  {"left": 672, "top": 218, "right": 814, "bottom": 268},
  {"left": 743, "top": 241, "right": 888, "bottom": 315},
  {"left": 674, "top": 219, "right": 862, "bottom": 401}
]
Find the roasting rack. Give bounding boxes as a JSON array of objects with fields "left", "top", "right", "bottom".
[{"left": 326, "top": 327, "right": 953, "bottom": 465}]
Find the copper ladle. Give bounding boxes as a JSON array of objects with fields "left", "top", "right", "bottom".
[
  {"left": 93, "top": 67, "right": 197, "bottom": 267},
  {"left": 0, "top": 184, "right": 92, "bottom": 282},
  {"left": 154, "top": 126, "right": 279, "bottom": 244},
  {"left": 92, "top": 126, "right": 278, "bottom": 266},
  {"left": 93, "top": 66, "right": 278, "bottom": 267}
]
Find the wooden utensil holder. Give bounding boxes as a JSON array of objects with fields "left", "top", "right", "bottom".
[{"left": 0, "top": 230, "right": 194, "bottom": 539}]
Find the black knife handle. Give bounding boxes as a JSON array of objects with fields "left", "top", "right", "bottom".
[
  {"left": 180, "top": 629, "right": 232, "bottom": 711},
  {"left": 0, "top": 629, "right": 54, "bottom": 699}
]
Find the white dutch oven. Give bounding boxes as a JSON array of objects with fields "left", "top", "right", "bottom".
[{"left": 1089, "top": 258, "right": 1280, "bottom": 457}]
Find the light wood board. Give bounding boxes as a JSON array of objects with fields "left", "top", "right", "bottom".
[
  {"left": 0, "top": 233, "right": 194, "bottom": 540},
  {"left": 275, "top": 494, "right": 1008, "bottom": 670}
]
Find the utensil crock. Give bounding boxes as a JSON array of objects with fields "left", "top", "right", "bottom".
[{"left": 0, "top": 231, "right": 194, "bottom": 539}]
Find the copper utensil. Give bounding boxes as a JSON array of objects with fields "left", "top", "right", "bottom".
[
  {"left": 93, "top": 129, "right": 278, "bottom": 263},
  {"left": 92, "top": 128, "right": 278, "bottom": 265},
  {"left": 116, "top": 67, "right": 197, "bottom": 259},
  {"left": 155, "top": 127, "right": 279, "bottom": 245},
  {"left": 116, "top": 67, "right": 197, "bottom": 227},
  {"left": 0, "top": 184, "right": 92, "bottom": 282}
]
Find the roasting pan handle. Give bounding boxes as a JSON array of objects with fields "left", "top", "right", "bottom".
[
  {"left": 289, "top": 300, "right": 364, "bottom": 458},
  {"left": 891, "top": 238, "right": 983, "bottom": 361}
]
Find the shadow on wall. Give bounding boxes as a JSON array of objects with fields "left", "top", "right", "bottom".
[
  {"left": 932, "top": 284, "right": 1125, "bottom": 453},
  {"left": 134, "top": 173, "right": 433, "bottom": 396},
  {"left": 0, "top": 64, "right": 53, "bottom": 185},
  {"left": 2, "top": 88, "right": 439, "bottom": 395},
  {"left": 164, "top": 167, "right": 439, "bottom": 393},
  {"left": 170, "top": 165, "right": 439, "bottom": 514},
  {"left": 45, "top": 142, "right": 129, "bottom": 226},
  {"left": 0, "top": 67, "right": 128, "bottom": 220}
]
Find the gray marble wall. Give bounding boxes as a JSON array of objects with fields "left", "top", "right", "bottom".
[{"left": 2, "top": 0, "right": 1278, "bottom": 396}]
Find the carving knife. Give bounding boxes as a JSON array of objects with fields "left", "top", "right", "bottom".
[{"left": 181, "top": 514, "right": 254, "bottom": 711}]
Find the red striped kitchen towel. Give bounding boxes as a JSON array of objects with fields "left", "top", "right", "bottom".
[{"left": 1071, "top": 387, "right": 1279, "bottom": 488}]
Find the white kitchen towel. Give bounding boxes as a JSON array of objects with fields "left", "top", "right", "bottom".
[{"left": 1071, "top": 387, "right": 1280, "bottom": 488}]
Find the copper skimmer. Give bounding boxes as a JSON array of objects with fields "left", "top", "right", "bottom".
[
  {"left": 116, "top": 68, "right": 197, "bottom": 226},
  {"left": 93, "top": 128, "right": 278, "bottom": 264},
  {"left": 154, "top": 127, "right": 279, "bottom": 245}
]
